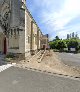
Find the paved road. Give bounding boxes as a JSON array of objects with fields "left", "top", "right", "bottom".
[
  {"left": 0, "top": 67, "right": 80, "bottom": 92},
  {"left": 55, "top": 52, "right": 80, "bottom": 67}
]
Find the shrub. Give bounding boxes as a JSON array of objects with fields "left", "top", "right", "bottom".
[{"left": 6, "top": 53, "right": 15, "bottom": 58}]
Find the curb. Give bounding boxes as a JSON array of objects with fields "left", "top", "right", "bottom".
[{"left": 16, "top": 65, "right": 80, "bottom": 80}]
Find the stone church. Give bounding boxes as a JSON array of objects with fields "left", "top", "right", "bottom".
[{"left": 0, "top": 0, "right": 49, "bottom": 59}]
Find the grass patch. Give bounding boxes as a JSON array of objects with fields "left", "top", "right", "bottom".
[{"left": 5, "top": 53, "right": 15, "bottom": 62}]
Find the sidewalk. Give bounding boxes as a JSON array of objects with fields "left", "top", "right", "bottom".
[{"left": 0, "top": 54, "right": 7, "bottom": 66}]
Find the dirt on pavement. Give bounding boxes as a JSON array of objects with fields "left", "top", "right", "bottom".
[{"left": 16, "top": 50, "right": 80, "bottom": 78}]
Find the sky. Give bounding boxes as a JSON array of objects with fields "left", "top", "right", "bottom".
[{"left": 27, "top": 0, "right": 80, "bottom": 40}]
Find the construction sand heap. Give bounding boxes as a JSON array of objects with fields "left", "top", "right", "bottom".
[{"left": 16, "top": 50, "right": 80, "bottom": 78}]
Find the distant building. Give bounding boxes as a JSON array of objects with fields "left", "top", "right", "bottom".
[
  {"left": 72, "top": 32, "right": 75, "bottom": 38},
  {"left": 67, "top": 32, "right": 79, "bottom": 39},
  {"left": 67, "top": 34, "right": 69, "bottom": 39},
  {"left": 41, "top": 34, "right": 49, "bottom": 50}
]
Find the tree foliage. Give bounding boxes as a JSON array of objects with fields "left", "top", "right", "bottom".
[
  {"left": 49, "top": 40, "right": 67, "bottom": 50},
  {"left": 53, "top": 36, "right": 60, "bottom": 41},
  {"left": 56, "top": 40, "right": 67, "bottom": 50},
  {"left": 49, "top": 36, "right": 80, "bottom": 52},
  {"left": 67, "top": 38, "right": 79, "bottom": 50}
]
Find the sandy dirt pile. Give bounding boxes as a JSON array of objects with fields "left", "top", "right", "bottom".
[
  {"left": 16, "top": 50, "right": 80, "bottom": 77},
  {"left": 42, "top": 50, "right": 80, "bottom": 77}
]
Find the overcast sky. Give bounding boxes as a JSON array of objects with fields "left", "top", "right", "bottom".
[{"left": 27, "top": 0, "right": 80, "bottom": 40}]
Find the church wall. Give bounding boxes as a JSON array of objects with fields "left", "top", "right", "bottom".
[
  {"left": 37, "top": 30, "right": 42, "bottom": 50},
  {"left": 0, "top": 33, "right": 4, "bottom": 53},
  {"left": 8, "top": 31, "right": 19, "bottom": 53},
  {"left": 0, "top": 0, "right": 48, "bottom": 58},
  {"left": 24, "top": 11, "right": 31, "bottom": 57},
  {"left": 19, "top": 31, "right": 25, "bottom": 53},
  {"left": 33, "top": 23, "right": 37, "bottom": 51},
  {"left": 10, "top": 0, "right": 20, "bottom": 28}
]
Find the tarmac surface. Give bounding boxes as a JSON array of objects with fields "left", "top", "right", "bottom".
[
  {"left": 0, "top": 66, "right": 80, "bottom": 92},
  {"left": 55, "top": 52, "right": 80, "bottom": 67}
]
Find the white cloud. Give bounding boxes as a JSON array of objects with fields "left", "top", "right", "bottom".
[
  {"left": 32, "top": 0, "right": 55, "bottom": 8},
  {"left": 40, "top": 0, "right": 80, "bottom": 39},
  {"left": 57, "top": 24, "right": 80, "bottom": 39},
  {"left": 27, "top": 0, "right": 80, "bottom": 39}
]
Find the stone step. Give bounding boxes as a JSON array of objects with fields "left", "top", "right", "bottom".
[{"left": 28, "top": 50, "right": 45, "bottom": 63}]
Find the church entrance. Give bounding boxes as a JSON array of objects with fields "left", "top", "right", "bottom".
[{"left": 3, "top": 37, "right": 7, "bottom": 54}]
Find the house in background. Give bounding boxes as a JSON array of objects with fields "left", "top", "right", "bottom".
[{"left": 41, "top": 34, "right": 49, "bottom": 50}]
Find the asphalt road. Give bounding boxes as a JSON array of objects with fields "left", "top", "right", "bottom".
[
  {"left": 0, "top": 67, "right": 80, "bottom": 92},
  {"left": 55, "top": 52, "right": 80, "bottom": 67}
]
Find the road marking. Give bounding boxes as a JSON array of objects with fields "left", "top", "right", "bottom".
[{"left": 0, "top": 63, "right": 16, "bottom": 73}]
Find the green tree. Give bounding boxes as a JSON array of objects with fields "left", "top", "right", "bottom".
[
  {"left": 53, "top": 36, "right": 60, "bottom": 41},
  {"left": 49, "top": 41, "right": 57, "bottom": 49},
  {"left": 67, "top": 38, "right": 79, "bottom": 51},
  {"left": 56, "top": 40, "right": 67, "bottom": 51},
  {"left": 49, "top": 36, "right": 80, "bottom": 52}
]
